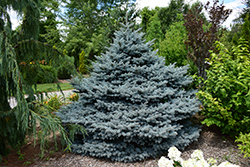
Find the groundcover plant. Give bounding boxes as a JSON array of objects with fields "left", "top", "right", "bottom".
[{"left": 56, "top": 20, "right": 201, "bottom": 162}]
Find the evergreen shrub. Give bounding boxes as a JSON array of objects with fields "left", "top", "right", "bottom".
[
  {"left": 57, "top": 55, "right": 75, "bottom": 79},
  {"left": 79, "top": 50, "right": 88, "bottom": 74},
  {"left": 37, "top": 64, "right": 57, "bottom": 84},
  {"left": 197, "top": 41, "right": 250, "bottom": 137},
  {"left": 57, "top": 21, "right": 201, "bottom": 162}
]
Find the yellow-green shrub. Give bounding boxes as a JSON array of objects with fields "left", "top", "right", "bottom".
[
  {"left": 197, "top": 41, "right": 250, "bottom": 137},
  {"left": 236, "top": 132, "right": 250, "bottom": 158},
  {"left": 79, "top": 50, "right": 88, "bottom": 74}
]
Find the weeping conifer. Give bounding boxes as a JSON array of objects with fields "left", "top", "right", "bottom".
[{"left": 0, "top": 0, "right": 86, "bottom": 161}]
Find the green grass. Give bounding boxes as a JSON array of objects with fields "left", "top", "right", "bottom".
[{"left": 33, "top": 82, "right": 73, "bottom": 93}]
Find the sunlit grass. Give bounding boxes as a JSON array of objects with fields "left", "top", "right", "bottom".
[{"left": 33, "top": 82, "right": 73, "bottom": 93}]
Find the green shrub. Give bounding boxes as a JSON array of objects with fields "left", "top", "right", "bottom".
[
  {"left": 19, "top": 62, "right": 39, "bottom": 85},
  {"left": 68, "top": 93, "right": 79, "bottom": 102},
  {"left": 79, "top": 50, "right": 88, "bottom": 74},
  {"left": 236, "top": 132, "right": 250, "bottom": 158},
  {"left": 43, "top": 94, "right": 64, "bottom": 112},
  {"left": 197, "top": 41, "right": 250, "bottom": 137},
  {"left": 160, "top": 14, "right": 197, "bottom": 76},
  {"left": 37, "top": 65, "right": 57, "bottom": 84},
  {"left": 57, "top": 54, "right": 75, "bottom": 79}
]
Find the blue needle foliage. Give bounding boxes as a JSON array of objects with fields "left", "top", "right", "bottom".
[{"left": 57, "top": 20, "right": 201, "bottom": 162}]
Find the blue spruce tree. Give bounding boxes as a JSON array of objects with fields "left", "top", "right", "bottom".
[{"left": 57, "top": 20, "right": 201, "bottom": 162}]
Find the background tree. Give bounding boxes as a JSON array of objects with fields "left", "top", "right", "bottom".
[
  {"left": 160, "top": 14, "right": 197, "bottom": 75},
  {"left": 39, "top": 0, "right": 62, "bottom": 48},
  {"left": 241, "top": 13, "right": 250, "bottom": 46},
  {"left": 140, "top": 0, "right": 189, "bottom": 36},
  {"left": 62, "top": 0, "right": 136, "bottom": 68},
  {"left": 235, "top": 0, "right": 250, "bottom": 22},
  {"left": 140, "top": 7, "right": 158, "bottom": 33},
  {"left": 146, "top": 13, "right": 163, "bottom": 50},
  {"left": 158, "top": 0, "right": 189, "bottom": 35},
  {"left": 184, "top": 0, "right": 232, "bottom": 79}
]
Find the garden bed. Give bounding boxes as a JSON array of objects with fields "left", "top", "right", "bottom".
[{"left": 1, "top": 125, "right": 249, "bottom": 167}]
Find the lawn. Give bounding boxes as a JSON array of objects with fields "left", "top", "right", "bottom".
[{"left": 33, "top": 82, "right": 74, "bottom": 93}]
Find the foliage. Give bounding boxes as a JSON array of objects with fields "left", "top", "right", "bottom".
[
  {"left": 62, "top": 0, "right": 136, "bottom": 67},
  {"left": 57, "top": 53, "right": 75, "bottom": 79},
  {"left": 100, "top": 1, "right": 139, "bottom": 46},
  {"left": 157, "top": 0, "right": 189, "bottom": 34},
  {"left": 184, "top": 0, "right": 232, "bottom": 79},
  {"left": 160, "top": 14, "right": 197, "bottom": 75},
  {"left": 235, "top": 0, "right": 250, "bottom": 22},
  {"left": 43, "top": 94, "right": 64, "bottom": 112},
  {"left": 236, "top": 132, "right": 250, "bottom": 158},
  {"left": 68, "top": 93, "right": 79, "bottom": 102},
  {"left": 79, "top": 50, "right": 88, "bottom": 74},
  {"left": 241, "top": 13, "right": 250, "bottom": 46},
  {"left": 37, "top": 64, "right": 57, "bottom": 84},
  {"left": 0, "top": 0, "right": 86, "bottom": 159},
  {"left": 146, "top": 13, "right": 163, "bottom": 50},
  {"left": 140, "top": 0, "right": 189, "bottom": 35},
  {"left": 197, "top": 41, "right": 250, "bottom": 137},
  {"left": 140, "top": 7, "right": 158, "bottom": 33},
  {"left": 158, "top": 146, "right": 240, "bottom": 167},
  {"left": 56, "top": 19, "right": 201, "bottom": 162},
  {"left": 39, "top": 0, "right": 62, "bottom": 48},
  {"left": 220, "top": 13, "right": 250, "bottom": 52}
]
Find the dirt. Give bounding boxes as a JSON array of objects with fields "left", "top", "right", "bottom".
[{"left": 1, "top": 125, "right": 249, "bottom": 167}]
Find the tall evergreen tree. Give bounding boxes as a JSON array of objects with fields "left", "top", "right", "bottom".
[
  {"left": 140, "top": 6, "right": 158, "bottom": 33},
  {"left": 0, "top": 0, "right": 85, "bottom": 160},
  {"left": 158, "top": 0, "right": 189, "bottom": 34},
  {"left": 57, "top": 18, "right": 201, "bottom": 162},
  {"left": 241, "top": 13, "right": 250, "bottom": 45},
  {"left": 39, "top": 0, "right": 62, "bottom": 48},
  {"left": 146, "top": 13, "right": 163, "bottom": 50}
]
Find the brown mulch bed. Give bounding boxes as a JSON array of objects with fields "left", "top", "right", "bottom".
[{"left": 1, "top": 125, "right": 250, "bottom": 167}]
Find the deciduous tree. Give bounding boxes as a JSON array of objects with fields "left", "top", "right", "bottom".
[{"left": 184, "top": 0, "right": 232, "bottom": 79}]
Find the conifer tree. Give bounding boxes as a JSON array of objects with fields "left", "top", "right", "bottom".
[
  {"left": 0, "top": 0, "right": 86, "bottom": 160},
  {"left": 146, "top": 13, "right": 163, "bottom": 50},
  {"left": 57, "top": 18, "right": 201, "bottom": 162},
  {"left": 241, "top": 13, "right": 250, "bottom": 47}
]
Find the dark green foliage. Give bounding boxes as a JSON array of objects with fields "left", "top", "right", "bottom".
[
  {"left": 241, "top": 13, "right": 250, "bottom": 47},
  {"left": 157, "top": 0, "right": 189, "bottom": 34},
  {"left": 184, "top": 0, "right": 232, "bottom": 79},
  {"left": 235, "top": 0, "right": 250, "bottom": 22},
  {"left": 140, "top": 0, "right": 189, "bottom": 35},
  {"left": 197, "top": 41, "right": 250, "bottom": 137},
  {"left": 39, "top": 0, "right": 62, "bottom": 47},
  {"left": 57, "top": 20, "right": 201, "bottom": 162},
  {"left": 0, "top": 109, "right": 26, "bottom": 156},
  {"left": 0, "top": 0, "right": 86, "bottom": 159},
  {"left": 62, "top": 0, "right": 136, "bottom": 67},
  {"left": 57, "top": 54, "right": 75, "bottom": 79},
  {"left": 140, "top": 7, "right": 158, "bottom": 33},
  {"left": 37, "top": 64, "right": 57, "bottom": 84}
]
